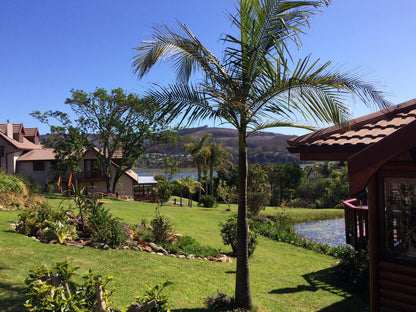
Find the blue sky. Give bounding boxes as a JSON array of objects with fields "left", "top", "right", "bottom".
[{"left": 1, "top": 0, "right": 415, "bottom": 136}]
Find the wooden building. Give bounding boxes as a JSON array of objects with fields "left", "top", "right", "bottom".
[{"left": 288, "top": 99, "right": 416, "bottom": 312}]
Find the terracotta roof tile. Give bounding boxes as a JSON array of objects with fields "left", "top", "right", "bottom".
[{"left": 288, "top": 99, "right": 416, "bottom": 156}]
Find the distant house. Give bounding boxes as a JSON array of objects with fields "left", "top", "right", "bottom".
[
  {"left": 0, "top": 122, "right": 148, "bottom": 199},
  {"left": 0, "top": 122, "right": 54, "bottom": 182}
]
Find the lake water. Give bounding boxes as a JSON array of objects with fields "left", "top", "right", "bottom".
[
  {"left": 134, "top": 169, "right": 198, "bottom": 180},
  {"left": 294, "top": 218, "right": 347, "bottom": 247}
]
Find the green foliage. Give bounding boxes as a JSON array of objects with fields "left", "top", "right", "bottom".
[
  {"left": 41, "top": 220, "right": 78, "bottom": 244},
  {"left": 164, "top": 235, "right": 220, "bottom": 258},
  {"left": 135, "top": 280, "right": 173, "bottom": 312},
  {"left": 88, "top": 199, "right": 128, "bottom": 248},
  {"left": 205, "top": 291, "right": 237, "bottom": 312},
  {"left": 198, "top": 194, "right": 217, "bottom": 208},
  {"left": 219, "top": 217, "right": 257, "bottom": 257},
  {"left": 150, "top": 208, "right": 173, "bottom": 242},
  {"left": 296, "top": 162, "right": 349, "bottom": 208},
  {"left": 0, "top": 171, "right": 27, "bottom": 194},
  {"left": 268, "top": 163, "right": 303, "bottom": 206},
  {"left": 247, "top": 192, "right": 270, "bottom": 217},
  {"left": 16, "top": 201, "right": 67, "bottom": 238},
  {"left": 24, "top": 260, "right": 114, "bottom": 312},
  {"left": 154, "top": 175, "right": 172, "bottom": 206},
  {"left": 32, "top": 87, "right": 172, "bottom": 194},
  {"left": 216, "top": 179, "right": 237, "bottom": 211},
  {"left": 337, "top": 248, "right": 369, "bottom": 288}
]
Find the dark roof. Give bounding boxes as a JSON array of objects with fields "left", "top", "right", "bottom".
[{"left": 287, "top": 99, "right": 416, "bottom": 160}]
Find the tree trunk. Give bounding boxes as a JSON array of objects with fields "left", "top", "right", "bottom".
[
  {"left": 197, "top": 165, "right": 202, "bottom": 199},
  {"left": 210, "top": 164, "right": 214, "bottom": 196},
  {"left": 235, "top": 127, "right": 252, "bottom": 309}
]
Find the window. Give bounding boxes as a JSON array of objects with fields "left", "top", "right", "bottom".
[
  {"left": 84, "top": 159, "right": 101, "bottom": 178},
  {"left": 384, "top": 177, "right": 416, "bottom": 260},
  {"left": 33, "top": 161, "right": 45, "bottom": 172}
]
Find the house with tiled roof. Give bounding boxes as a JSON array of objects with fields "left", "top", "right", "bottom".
[
  {"left": 288, "top": 98, "right": 416, "bottom": 312},
  {"left": 0, "top": 122, "right": 144, "bottom": 199}
]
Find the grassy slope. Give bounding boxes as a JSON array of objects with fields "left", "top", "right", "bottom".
[{"left": 0, "top": 196, "right": 366, "bottom": 312}]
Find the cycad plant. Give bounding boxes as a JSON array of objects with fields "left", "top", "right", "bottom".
[{"left": 132, "top": 0, "right": 390, "bottom": 308}]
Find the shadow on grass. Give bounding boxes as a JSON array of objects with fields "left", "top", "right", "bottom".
[
  {"left": 0, "top": 281, "right": 26, "bottom": 312},
  {"left": 269, "top": 265, "right": 369, "bottom": 312},
  {"left": 171, "top": 309, "right": 208, "bottom": 312}
]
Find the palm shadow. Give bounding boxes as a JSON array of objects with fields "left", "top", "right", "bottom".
[{"left": 269, "top": 265, "right": 369, "bottom": 312}]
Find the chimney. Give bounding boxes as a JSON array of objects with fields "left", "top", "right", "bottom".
[{"left": 6, "top": 120, "right": 13, "bottom": 139}]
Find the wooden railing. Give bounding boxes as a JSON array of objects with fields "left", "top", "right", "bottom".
[{"left": 343, "top": 198, "right": 369, "bottom": 250}]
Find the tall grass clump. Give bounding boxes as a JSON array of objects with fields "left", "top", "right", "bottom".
[{"left": 0, "top": 171, "right": 27, "bottom": 194}]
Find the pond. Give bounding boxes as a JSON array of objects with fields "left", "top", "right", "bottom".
[{"left": 294, "top": 218, "right": 347, "bottom": 247}]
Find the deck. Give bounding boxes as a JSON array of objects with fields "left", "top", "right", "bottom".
[{"left": 343, "top": 198, "right": 369, "bottom": 250}]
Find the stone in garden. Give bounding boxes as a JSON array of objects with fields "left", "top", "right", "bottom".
[{"left": 186, "top": 254, "right": 195, "bottom": 259}]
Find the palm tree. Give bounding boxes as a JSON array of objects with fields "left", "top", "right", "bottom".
[
  {"left": 132, "top": 0, "right": 390, "bottom": 308},
  {"left": 184, "top": 133, "right": 211, "bottom": 198},
  {"left": 181, "top": 176, "right": 204, "bottom": 207},
  {"left": 205, "top": 141, "right": 232, "bottom": 196}
]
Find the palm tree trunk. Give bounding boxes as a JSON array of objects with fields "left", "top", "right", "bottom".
[
  {"left": 197, "top": 165, "right": 202, "bottom": 199},
  {"left": 210, "top": 164, "right": 214, "bottom": 196},
  {"left": 235, "top": 127, "right": 252, "bottom": 309}
]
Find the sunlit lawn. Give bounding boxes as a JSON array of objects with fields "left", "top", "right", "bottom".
[{"left": 0, "top": 195, "right": 367, "bottom": 311}]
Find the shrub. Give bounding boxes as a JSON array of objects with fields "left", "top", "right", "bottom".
[
  {"left": 164, "top": 235, "right": 220, "bottom": 257},
  {"left": 41, "top": 220, "right": 78, "bottom": 243},
  {"left": 0, "top": 171, "right": 27, "bottom": 194},
  {"left": 337, "top": 248, "right": 369, "bottom": 288},
  {"left": 88, "top": 199, "right": 128, "bottom": 248},
  {"left": 247, "top": 191, "right": 270, "bottom": 217},
  {"left": 219, "top": 217, "right": 258, "bottom": 257},
  {"left": 198, "top": 195, "right": 217, "bottom": 208},
  {"left": 24, "top": 260, "right": 114, "bottom": 312},
  {"left": 205, "top": 291, "right": 247, "bottom": 312},
  {"left": 150, "top": 208, "right": 173, "bottom": 242},
  {"left": 135, "top": 280, "right": 172, "bottom": 312},
  {"left": 16, "top": 201, "right": 67, "bottom": 238}
]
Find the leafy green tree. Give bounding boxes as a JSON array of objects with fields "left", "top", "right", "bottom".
[
  {"left": 163, "top": 156, "right": 180, "bottom": 182},
  {"left": 132, "top": 0, "right": 389, "bottom": 308},
  {"left": 33, "top": 88, "right": 170, "bottom": 194},
  {"left": 154, "top": 175, "right": 172, "bottom": 206},
  {"left": 217, "top": 179, "right": 237, "bottom": 211},
  {"left": 269, "top": 163, "right": 303, "bottom": 206}
]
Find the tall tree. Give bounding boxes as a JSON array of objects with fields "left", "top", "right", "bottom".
[
  {"left": 33, "top": 88, "right": 170, "bottom": 194},
  {"left": 184, "top": 133, "right": 211, "bottom": 197},
  {"left": 132, "top": 0, "right": 390, "bottom": 308},
  {"left": 204, "top": 141, "right": 232, "bottom": 196}
]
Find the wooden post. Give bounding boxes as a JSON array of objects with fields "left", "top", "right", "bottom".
[{"left": 368, "top": 176, "right": 380, "bottom": 312}]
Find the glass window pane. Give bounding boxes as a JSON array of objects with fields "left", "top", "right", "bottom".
[{"left": 384, "top": 177, "right": 416, "bottom": 260}]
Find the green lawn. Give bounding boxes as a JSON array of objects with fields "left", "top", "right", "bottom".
[{"left": 0, "top": 195, "right": 367, "bottom": 311}]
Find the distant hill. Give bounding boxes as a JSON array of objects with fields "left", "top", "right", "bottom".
[
  {"left": 42, "top": 126, "right": 301, "bottom": 166},
  {"left": 147, "top": 126, "right": 300, "bottom": 164}
]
